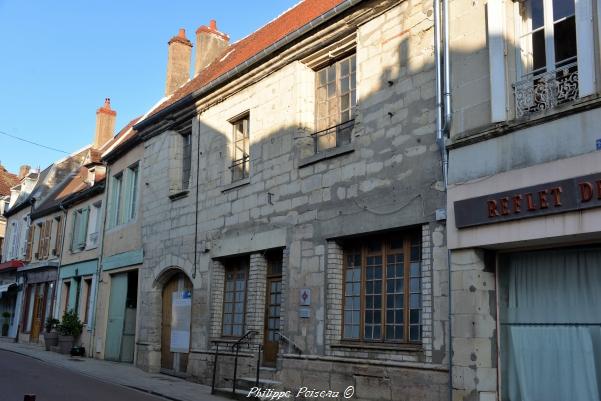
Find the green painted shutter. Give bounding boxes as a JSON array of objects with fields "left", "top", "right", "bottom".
[
  {"left": 70, "top": 211, "right": 78, "bottom": 251},
  {"left": 78, "top": 207, "right": 90, "bottom": 249}
]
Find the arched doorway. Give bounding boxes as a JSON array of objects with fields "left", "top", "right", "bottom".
[{"left": 161, "top": 271, "right": 192, "bottom": 374}]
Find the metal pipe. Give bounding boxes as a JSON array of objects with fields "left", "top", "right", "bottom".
[
  {"left": 434, "top": 0, "right": 443, "bottom": 144},
  {"left": 211, "top": 342, "right": 219, "bottom": 394},
  {"left": 442, "top": 0, "right": 452, "bottom": 131}
]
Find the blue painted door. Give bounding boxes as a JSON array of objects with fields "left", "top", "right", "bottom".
[{"left": 105, "top": 273, "right": 127, "bottom": 361}]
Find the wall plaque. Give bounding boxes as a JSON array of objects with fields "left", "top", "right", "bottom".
[{"left": 454, "top": 172, "right": 601, "bottom": 228}]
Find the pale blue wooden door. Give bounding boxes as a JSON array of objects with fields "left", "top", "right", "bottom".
[{"left": 105, "top": 273, "right": 127, "bottom": 361}]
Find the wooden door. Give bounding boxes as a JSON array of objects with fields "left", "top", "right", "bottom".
[
  {"left": 161, "top": 273, "right": 192, "bottom": 373},
  {"left": 105, "top": 273, "right": 128, "bottom": 361},
  {"left": 161, "top": 276, "right": 178, "bottom": 370},
  {"left": 30, "top": 284, "right": 45, "bottom": 342},
  {"left": 263, "top": 252, "right": 283, "bottom": 366}
]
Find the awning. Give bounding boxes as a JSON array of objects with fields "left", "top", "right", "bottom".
[
  {"left": 0, "top": 283, "right": 17, "bottom": 295},
  {"left": 0, "top": 260, "right": 24, "bottom": 272}
]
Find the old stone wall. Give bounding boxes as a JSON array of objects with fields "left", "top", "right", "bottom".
[{"left": 138, "top": 0, "right": 448, "bottom": 396}]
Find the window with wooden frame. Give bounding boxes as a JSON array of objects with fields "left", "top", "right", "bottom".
[
  {"left": 70, "top": 208, "right": 89, "bottom": 252},
  {"left": 314, "top": 53, "right": 356, "bottom": 152},
  {"left": 229, "top": 114, "right": 250, "bottom": 182},
  {"left": 342, "top": 232, "right": 422, "bottom": 343},
  {"left": 182, "top": 132, "right": 192, "bottom": 189},
  {"left": 82, "top": 277, "right": 93, "bottom": 325},
  {"left": 36, "top": 220, "right": 52, "bottom": 259},
  {"left": 53, "top": 216, "right": 62, "bottom": 256},
  {"left": 24, "top": 224, "right": 34, "bottom": 261},
  {"left": 222, "top": 261, "right": 248, "bottom": 337}
]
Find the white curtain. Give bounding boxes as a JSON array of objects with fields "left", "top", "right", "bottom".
[{"left": 500, "top": 248, "right": 601, "bottom": 401}]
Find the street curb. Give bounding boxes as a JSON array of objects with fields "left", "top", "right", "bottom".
[{"left": 0, "top": 345, "right": 192, "bottom": 401}]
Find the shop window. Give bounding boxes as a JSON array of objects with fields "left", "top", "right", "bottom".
[
  {"left": 499, "top": 248, "right": 601, "bottom": 400},
  {"left": 313, "top": 53, "right": 356, "bottom": 153},
  {"left": 342, "top": 232, "right": 421, "bottom": 343},
  {"left": 222, "top": 261, "right": 248, "bottom": 337}
]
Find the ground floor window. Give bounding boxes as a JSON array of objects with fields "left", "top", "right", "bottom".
[
  {"left": 342, "top": 231, "right": 421, "bottom": 343},
  {"left": 499, "top": 248, "right": 601, "bottom": 401},
  {"left": 222, "top": 259, "right": 248, "bottom": 337}
]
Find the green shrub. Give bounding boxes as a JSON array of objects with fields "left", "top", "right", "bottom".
[
  {"left": 44, "top": 317, "right": 60, "bottom": 332},
  {"left": 57, "top": 310, "right": 83, "bottom": 337}
]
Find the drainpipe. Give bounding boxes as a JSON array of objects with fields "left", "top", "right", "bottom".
[
  {"left": 434, "top": 0, "right": 453, "bottom": 399},
  {"left": 90, "top": 161, "right": 110, "bottom": 357}
]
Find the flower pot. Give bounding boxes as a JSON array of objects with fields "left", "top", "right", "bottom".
[
  {"left": 58, "top": 335, "right": 74, "bottom": 354},
  {"left": 44, "top": 332, "right": 59, "bottom": 351}
]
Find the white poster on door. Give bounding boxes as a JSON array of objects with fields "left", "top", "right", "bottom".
[{"left": 170, "top": 291, "right": 192, "bottom": 353}]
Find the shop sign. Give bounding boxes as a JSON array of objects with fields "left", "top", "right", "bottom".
[{"left": 454, "top": 172, "right": 601, "bottom": 228}]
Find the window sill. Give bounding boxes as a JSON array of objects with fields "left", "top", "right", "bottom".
[
  {"left": 331, "top": 342, "right": 422, "bottom": 353},
  {"left": 299, "top": 143, "right": 354, "bottom": 168},
  {"left": 169, "top": 190, "right": 189, "bottom": 201},
  {"left": 221, "top": 177, "right": 250, "bottom": 193}
]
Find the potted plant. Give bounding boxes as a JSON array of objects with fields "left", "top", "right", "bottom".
[
  {"left": 1, "top": 312, "right": 11, "bottom": 336},
  {"left": 43, "top": 317, "right": 60, "bottom": 351},
  {"left": 57, "top": 310, "right": 83, "bottom": 354}
]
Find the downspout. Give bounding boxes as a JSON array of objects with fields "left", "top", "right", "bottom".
[
  {"left": 90, "top": 161, "right": 110, "bottom": 357},
  {"left": 55, "top": 202, "right": 69, "bottom": 319},
  {"left": 192, "top": 120, "right": 201, "bottom": 279},
  {"left": 434, "top": 0, "right": 453, "bottom": 399}
]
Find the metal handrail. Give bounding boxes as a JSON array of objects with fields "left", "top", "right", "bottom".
[
  {"left": 211, "top": 330, "right": 261, "bottom": 396},
  {"left": 276, "top": 330, "right": 303, "bottom": 355},
  {"left": 311, "top": 119, "right": 354, "bottom": 154}
]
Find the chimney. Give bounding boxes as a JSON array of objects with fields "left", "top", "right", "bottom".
[
  {"left": 94, "top": 98, "right": 116, "bottom": 149},
  {"left": 18, "top": 165, "right": 31, "bottom": 180},
  {"left": 194, "top": 20, "right": 229, "bottom": 77},
  {"left": 165, "top": 28, "right": 193, "bottom": 96}
]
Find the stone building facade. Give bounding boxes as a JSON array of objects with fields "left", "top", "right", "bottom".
[
  {"left": 446, "top": 0, "right": 601, "bottom": 399},
  {"left": 133, "top": 0, "right": 449, "bottom": 399}
]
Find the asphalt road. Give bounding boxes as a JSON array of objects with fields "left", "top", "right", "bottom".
[{"left": 0, "top": 350, "right": 168, "bottom": 401}]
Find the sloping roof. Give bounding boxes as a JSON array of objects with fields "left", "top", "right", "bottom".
[
  {"left": 0, "top": 165, "right": 18, "bottom": 196},
  {"left": 140, "top": 0, "right": 346, "bottom": 124},
  {"left": 101, "top": 116, "right": 142, "bottom": 161}
]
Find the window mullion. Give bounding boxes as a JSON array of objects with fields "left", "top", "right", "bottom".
[
  {"left": 381, "top": 241, "right": 387, "bottom": 342},
  {"left": 360, "top": 244, "right": 366, "bottom": 342},
  {"left": 403, "top": 237, "right": 411, "bottom": 343},
  {"left": 543, "top": 0, "right": 556, "bottom": 70}
]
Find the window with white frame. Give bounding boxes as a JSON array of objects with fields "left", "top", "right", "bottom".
[
  {"left": 513, "top": 0, "right": 594, "bottom": 117},
  {"left": 85, "top": 202, "right": 102, "bottom": 249},
  {"left": 108, "top": 163, "right": 139, "bottom": 228},
  {"left": 70, "top": 208, "right": 89, "bottom": 252}
]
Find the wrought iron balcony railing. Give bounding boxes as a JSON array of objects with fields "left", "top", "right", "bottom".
[
  {"left": 513, "top": 62, "right": 579, "bottom": 118},
  {"left": 312, "top": 119, "right": 354, "bottom": 154}
]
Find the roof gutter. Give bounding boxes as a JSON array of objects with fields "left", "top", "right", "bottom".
[{"left": 134, "top": 0, "right": 364, "bottom": 133}]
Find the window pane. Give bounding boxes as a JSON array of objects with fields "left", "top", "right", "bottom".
[
  {"left": 531, "top": 30, "right": 547, "bottom": 72},
  {"left": 553, "top": 16, "right": 576, "bottom": 65},
  {"left": 553, "top": 0, "right": 575, "bottom": 20}
]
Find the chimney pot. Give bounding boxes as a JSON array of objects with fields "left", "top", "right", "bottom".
[
  {"left": 194, "top": 20, "right": 229, "bottom": 77},
  {"left": 165, "top": 28, "right": 193, "bottom": 96},
  {"left": 94, "top": 98, "right": 116, "bottom": 149},
  {"left": 18, "top": 165, "right": 31, "bottom": 180}
]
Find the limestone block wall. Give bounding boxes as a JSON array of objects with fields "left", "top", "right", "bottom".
[
  {"left": 138, "top": 0, "right": 448, "bottom": 397},
  {"left": 450, "top": 249, "right": 497, "bottom": 401}
]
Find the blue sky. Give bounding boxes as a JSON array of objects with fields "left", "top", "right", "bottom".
[{"left": 0, "top": 0, "right": 299, "bottom": 174}]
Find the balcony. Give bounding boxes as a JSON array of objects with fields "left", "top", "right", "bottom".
[
  {"left": 312, "top": 119, "right": 354, "bottom": 154},
  {"left": 513, "top": 62, "right": 579, "bottom": 118}
]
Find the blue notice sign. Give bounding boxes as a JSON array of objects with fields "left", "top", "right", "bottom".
[{"left": 596, "top": 139, "right": 601, "bottom": 150}]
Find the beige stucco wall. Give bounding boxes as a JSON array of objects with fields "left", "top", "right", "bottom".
[{"left": 448, "top": 150, "right": 601, "bottom": 250}]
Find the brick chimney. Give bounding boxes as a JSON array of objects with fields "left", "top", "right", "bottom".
[
  {"left": 18, "top": 165, "right": 31, "bottom": 180},
  {"left": 94, "top": 98, "right": 116, "bottom": 149},
  {"left": 165, "top": 28, "right": 193, "bottom": 96},
  {"left": 194, "top": 20, "right": 229, "bottom": 77}
]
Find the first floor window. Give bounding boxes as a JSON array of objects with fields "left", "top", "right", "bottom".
[
  {"left": 230, "top": 114, "right": 250, "bottom": 182},
  {"left": 499, "top": 248, "right": 601, "bottom": 401},
  {"left": 222, "top": 261, "right": 248, "bottom": 337},
  {"left": 342, "top": 232, "right": 422, "bottom": 343}
]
